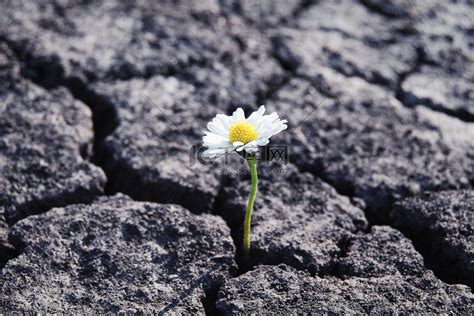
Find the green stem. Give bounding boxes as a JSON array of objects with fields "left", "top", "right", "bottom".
[{"left": 244, "top": 155, "right": 258, "bottom": 256}]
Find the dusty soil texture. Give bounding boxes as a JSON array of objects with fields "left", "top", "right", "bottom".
[
  {"left": 0, "top": 0, "right": 473, "bottom": 314},
  {"left": 392, "top": 190, "right": 473, "bottom": 287},
  {"left": 216, "top": 227, "right": 473, "bottom": 314},
  {"left": 0, "top": 194, "right": 236, "bottom": 313}
]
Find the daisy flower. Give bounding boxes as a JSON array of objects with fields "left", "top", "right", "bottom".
[
  {"left": 202, "top": 105, "right": 287, "bottom": 256},
  {"left": 202, "top": 105, "right": 287, "bottom": 158}
]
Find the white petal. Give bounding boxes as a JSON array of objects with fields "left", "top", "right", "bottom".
[
  {"left": 254, "top": 112, "right": 280, "bottom": 135},
  {"left": 255, "top": 138, "right": 269, "bottom": 146},
  {"left": 203, "top": 130, "right": 227, "bottom": 139},
  {"left": 242, "top": 140, "right": 258, "bottom": 153},
  {"left": 244, "top": 147, "right": 259, "bottom": 153},
  {"left": 258, "top": 118, "right": 288, "bottom": 139},
  {"left": 217, "top": 114, "right": 232, "bottom": 131},
  {"left": 232, "top": 107, "right": 245, "bottom": 122},
  {"left": 247, "top": 105, "right": 266, "bottom": 125},
  {"left": 207, "top": 120, "right": 227, "bottom": 137},
  {"left": 206, "top": 112, "right": 233, "bottom": 138},
  {"left": 203, "top": 148, "right": 226, "bottom": 158},
  {"left": 243, "top": 140, "right": 257, "bottom": 147},
  {"left": 230, "top": 141, "right": 245, "bottom": 152},
  {"left": 203, "top": 132, "right": 230, "bottom": 147}
]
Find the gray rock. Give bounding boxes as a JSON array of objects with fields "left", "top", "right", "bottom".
[
  {"left": 266, "top": 70, "right": 474, "bottom": 223},
  {"left": 88, "top": 76, "right": 243, "bottom": 214},
  {"left": 218, "top": 162, "right": 367, "bottom": 274},
  {"left": 2, "top": 0, "right": 285, "bottom": 217},
  {"left": 389, "top": 2, "right": 471, "bottom": 60},
  {"left": 0, "top": 216, "right": 15, "bottom": 269},
  {"left": 1, "top": 0, "right": 473, "bottom": 310},
  {"left": 359, "top": 0, "right": 473, "bottom": 67},
  {"left": 396, "top": 1, "right": 474, "bottom": 120},
  {"left": 358, "top": 0, "right": 417, "bottom": 18},
  {"left": 273, "top": 0, "right": 417, "bottom": 87},
  {"left": 401, "top": 65, "right": 474, "bottom": 120},
  {"left": 0, "top": 0, "right": 226, "bottom": 81},
  {"left": 336, "top": 226, "right": 425, "bottom": 278},
  {"left": 217, "top": 264, "right": 473, "bottom": 314},
  {"left": 275, "top": 29, "right": 415, "bottom": 88},
  {"left": 179, "top": 43, "right": 284, "bottom": 109},
  {"left": 0, "top": 194, "right": 236, "bottom": 314},
  {"left": 392, "top": 190, "right": 474, "bottom": 287},
  {"left": 414, "top": 1, "right": 473, "bottom": 72},
  {"left": 216, "top": 226, "right": 473, "bottom": 314},
  {"left": 220, "top": 0, "right": 304, "bottom": 27},
  {"left": 0, "top": 0, "right": 283, "bottom": 105},
  {"left": 297, "top": 0, "right": 412, "bottom": 42},
  {"left": 0, "top": 44, "right": 18, "bottom": 268},
  {"left": 0, "top": 44, "right": 105, "bottom": 224}
]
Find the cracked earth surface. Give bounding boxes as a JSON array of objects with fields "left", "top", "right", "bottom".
[{"left": 0, "top": 0, "right": 473, "bottom": 314}]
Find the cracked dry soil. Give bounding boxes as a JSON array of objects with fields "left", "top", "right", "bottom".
[{"left": 0, "top": 0, "right": 473, "bottom": 314}]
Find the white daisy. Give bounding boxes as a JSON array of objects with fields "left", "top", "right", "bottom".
[{"left": 202, "top": 105, "right": 288, "bottom": 158}]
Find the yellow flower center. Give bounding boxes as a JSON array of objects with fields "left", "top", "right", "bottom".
[{"left": 229, "top": 120, "right": 257, "bottom": 144}]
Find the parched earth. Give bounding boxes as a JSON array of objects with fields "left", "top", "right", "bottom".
[{"left": 0, "top": 0, "right": 473, "bottom": 314}]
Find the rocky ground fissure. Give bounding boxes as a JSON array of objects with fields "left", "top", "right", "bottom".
[
  {"left": 215, "top": 226, "right": 473, "bottom": 314},
  {"left": 267, "top": 73, "right": 473, "bottom": 288},
  {"left": 3, "top": 47, "right": 446, "bottom": 306},
  {"left": 0, "top": 34, "right": 314, "bottom": 313},
  {"left": 394, "top": 45, "right": 474, "bottom": 123},
  {"left": 261, "top": 66, "right": 472, "bottom": 287},
  {"left": 1, "top": 29, "right": 470, "bottom": 279},
  {"left": 0, "top": 0, "right": 472, "bottom": 313}
]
